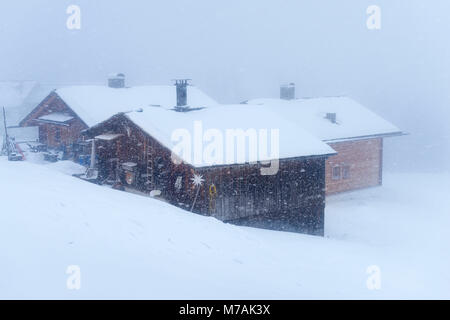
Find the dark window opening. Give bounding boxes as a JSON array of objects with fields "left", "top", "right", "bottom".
[
  {"left": 332, "top": 166, "right": 341, "bottom": 180},
  {"left": 55, "top": 127, "right": 61, "bottom": 145}
]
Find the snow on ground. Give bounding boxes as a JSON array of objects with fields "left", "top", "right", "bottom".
[{"left": 0, "top": 157, "right": 449, "bottom": 299}]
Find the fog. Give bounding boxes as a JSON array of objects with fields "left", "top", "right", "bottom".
[{"left": 0, "top": 0, "right": 449, "bottom": 172}]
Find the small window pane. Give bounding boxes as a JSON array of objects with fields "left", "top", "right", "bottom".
[{"left": 332, "top": 166, "right": 341, "bottom": 180}]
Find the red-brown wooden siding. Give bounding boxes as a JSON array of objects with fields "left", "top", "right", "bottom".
[
  {"left": 21, "top": 92, "right": 88, "bottom": 148},
  {"left": 325, "top": 138, "right": 383, "bottom": 195}
]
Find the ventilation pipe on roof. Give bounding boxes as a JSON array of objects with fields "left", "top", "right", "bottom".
[
  {"left": 325, "top": 113, "right": 337, "bottom": 124},
  {"left": 280, "top": 83, "right": 295, "bottom": 100},
  {"left": 108, "top": 73, "right": 125, "bottom": 88},
  {"left": 174, "top": 79, "right": 191, "bottom": 107}
]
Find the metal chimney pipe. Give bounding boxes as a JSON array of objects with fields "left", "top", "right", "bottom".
[
  {"left": 108, "top": 73, "right": 126, "bottom": 88},
  {"left": 174, "top": 79, "right": 191, "bottom": 107},
  {"left": 280, "top": 83, "right": 295, "bottom": 100}
]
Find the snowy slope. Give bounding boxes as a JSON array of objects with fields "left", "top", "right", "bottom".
[{"left": 0, "top": 158, "right": 449, "bottom": 299}]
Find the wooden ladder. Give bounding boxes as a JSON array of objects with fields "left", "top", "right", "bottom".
[{"left": 144, "top": 139, "right": 153, "bottom": 189}]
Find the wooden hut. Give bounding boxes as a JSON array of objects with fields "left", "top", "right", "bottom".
[{"left": 83, "top": 104, "right": 336, "bottom": 235}]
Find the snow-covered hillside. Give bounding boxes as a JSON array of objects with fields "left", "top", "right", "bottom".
[{"left": 0, "top": 158, "right": 449, "bottom": 299}]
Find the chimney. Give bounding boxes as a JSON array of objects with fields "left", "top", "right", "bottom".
[
  {"left": 280, "top": 83, "right": 295, "bottom": 100},
  {"left": 325, "top": 113, "right": 337, "bottom": 124},
  {"left": 108, "top": 73, "right": 125, "bottom": 88},
  {"left": 174, "top": 79, "right": 191, "bottom": 107}
]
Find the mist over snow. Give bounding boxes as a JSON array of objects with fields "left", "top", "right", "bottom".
[{"left": 0, "top": 0, "right": 449, "bottom": 172}]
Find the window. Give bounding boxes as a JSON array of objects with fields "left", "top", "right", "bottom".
[
  {"left": 342, "top": 165, "right": 350, "bottom": 179},
  {"left": 332, "top": 165, "right": 350, "bottom": 181},
  {"left": 332, "top": 166, "right": 341, "bottom": 180},
  {"left": 55, "top": 127, "right": 61, "bottom": 144}
]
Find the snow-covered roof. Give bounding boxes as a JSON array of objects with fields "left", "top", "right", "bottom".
[
  {"left": 0, "top": 81, "right": 37, "bottom": 108},
  {"left": 6, "top": 126, "right": 39, "bottom": 143},
  {"left": 245, "top": 97, "right": 402, "bottom": 142},
  {"left": 0, "top": 81, "right": 41, "bottom": 127},
  {"left": 0, "top": 81, "right": 60, "bottom": 127},
  {"left": 113, "top": 104, "right": 336, "bottom": 168},
  {"left": 38, "top": 113, "right": 74, "bottom": 124},
  {"left": 55, "top": 85, "right": 218, "bottom": 127}
]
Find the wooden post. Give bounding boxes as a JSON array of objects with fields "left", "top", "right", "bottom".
[
  {"left": 2, "top": 107, "right": 10, "bottom": 157},
  {"left": 90, "top": 138, "right": 96, "bottom": 169},
  {"left": 191, "top": 186, "right": 200, "bottom": 212},
  {"left": 85, "top": 138, "right": 97, "bottom": 179}
]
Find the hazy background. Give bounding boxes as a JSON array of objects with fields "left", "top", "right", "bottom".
[{"left": 0, "top": 0, "right": 449, "bottom": 172}]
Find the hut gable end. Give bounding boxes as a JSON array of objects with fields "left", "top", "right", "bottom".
[{"left": 20, "top": 92, "right": 88, "bottom": 129}]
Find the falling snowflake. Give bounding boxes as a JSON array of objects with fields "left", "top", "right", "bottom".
[{"left": 191, "top": 174, "right": 205, "bottom": 187}]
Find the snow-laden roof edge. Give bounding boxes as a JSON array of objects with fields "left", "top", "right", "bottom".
[
  {"left": 245, "top": 96, "right": 403, "bottom": 142},
  {"left": 54, "top": 85, "right": 219, "bottom": 127},
  {"left": 86, "top": 105, "right": 337, "bottom": 169}
]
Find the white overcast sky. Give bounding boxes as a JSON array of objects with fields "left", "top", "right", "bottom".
[{"left": 0, "top": 0, "right": 449, "bottom": 170}]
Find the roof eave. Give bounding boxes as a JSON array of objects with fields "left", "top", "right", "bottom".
[
  {"left": 192, "top": 152, "right": 338, "bottom": 170},
  {"left": 323, "top": 131, "right": 405, "bottom": 143},
  {"left": 33, "top": 119, "right": 71, "bottom": 127}
]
